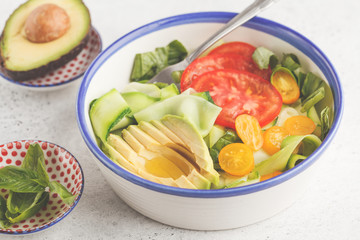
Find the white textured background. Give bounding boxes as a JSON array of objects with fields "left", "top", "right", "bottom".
[{"left": 0, "top": 0, "right": 358, "bottom": 239}]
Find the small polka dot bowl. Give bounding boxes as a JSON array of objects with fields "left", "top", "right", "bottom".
[
  {"left": 0, "top": 27, "right": 102, "bottom": 91},
  {"left": 0, "top": 140, "right": 84, "bottom": 235}
]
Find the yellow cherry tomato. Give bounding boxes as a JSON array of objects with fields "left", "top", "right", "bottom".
[{"left": 218, "top": 143, "right": 254, "bottom": 177}]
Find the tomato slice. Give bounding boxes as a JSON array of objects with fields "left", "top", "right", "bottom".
[
  {"left": 180, "top": 53, "right": 271, "bottom": 91},
  {"left": 208, "top": 41, "right": 256, "bottom": 59},
  {"left": 188, "top": 69, "right": 282, "bottom": 128}
]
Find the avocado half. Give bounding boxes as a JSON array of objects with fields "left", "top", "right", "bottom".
[{"left": 0, "top": 0, "right": 91, "bottom": 81}]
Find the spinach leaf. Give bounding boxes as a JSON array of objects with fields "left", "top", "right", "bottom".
[
  {"left": 167, "top": 40, "right": 188, "bottom": 65},
  {"left": 281, "top": 53, "right": 301, "bottom": 71},
  {"left": 300, "top": 86, "right": 325, "bottom": 113},
  {"left": 49, "top": 181, "right": 77, "bottom": 205},
  {"left": 6, "top": 192, "right": 49, "bottom": 224},
  {"left": 209, "top": 129, "right": 241, "bottom": 170},
  {"left": 301, "top": 72, "right": 323, "bottom": 99},
  {"left": 130, "top": 40, "right": 188, "bottom": 82},
  {"left": 0, "top": 166, "right": 46, "bottom": 193},
  {"left": 252, "top": 46, "right": 278, "bottom": 70},
  {"left": 22, "top": 143, "right": 49, "bottom": 185},
  {"left": 296, "top": 71, "right": 307, "bottom": 93}
]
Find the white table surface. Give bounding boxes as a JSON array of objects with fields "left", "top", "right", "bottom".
[{"left": 0, "top": 0, "right": 358, "bottom": 239}]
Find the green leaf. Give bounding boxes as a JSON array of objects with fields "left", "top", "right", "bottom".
[
  {"left": 6, "top": 192, "right": 49, "bottom": 224},
  {"left": 281, "top": 53, "right": 301, "bottom": 71},
  {"left": 320, "top": 106, "right": 331, "bottom": 140},
  {"left": 0, "top": 192, "right": 11, "bottom": 229},
  {"left": 0, "top": 196, "right": 7, "bottom": 220},
  {"left": 167, "top": 40, "right": 188, "bottom": 65},
  {"left": 22, "top": 143, "right": 49, "bottom": 185},
  {"left": 296, "top": 71, "right": 307, "bottom": 92},
  {"left": 6, "top": 191, "right": 43, "bottom": 215},
  {"left": 300, "top": 86, "right": 325, "bottom": 113},
  {"left": 22, "top": 143, "right": 45, "bottom": 169},
  {"left": 130, "top": 40, "right": 188, "bottom": 82},
  {"left": 49, "top": 181, "right": 77, "bottom": 205},
  {"left": 0, "top": 166, "right": 46, "bottom": 193},
  {"left": 252, "top": 46, "right": 279, "bottom": 70},
  {"left": 171, "top": 70, "right": 183, "bottom": 84},
  {"left": 301, "top": 72, "right": 323, "bottom": 98}
]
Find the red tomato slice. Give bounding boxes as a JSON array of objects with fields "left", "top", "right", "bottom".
[
  {"left": 208, "top": 41, "right": 272, "bottom": 80},
  {"left": 180, "top": 53, "right": 271, "bottom": 91},
  {"left": 188, "top": 69, "right": 282, "bottom": 128},
  {"left": 208, "top": 41, "right": 256, "bottom": 59}
]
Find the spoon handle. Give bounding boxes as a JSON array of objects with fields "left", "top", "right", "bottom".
[{"left": 186, "top": 0, "right": 278, "bottom": 63}]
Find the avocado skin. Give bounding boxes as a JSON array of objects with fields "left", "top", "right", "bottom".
[{"left": 0, "top": 32, "right": 90, "bottom": 81}]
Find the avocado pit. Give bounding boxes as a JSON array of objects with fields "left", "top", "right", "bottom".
[{"left": 24, "top": 3, "right": 70, "bottom": 43}]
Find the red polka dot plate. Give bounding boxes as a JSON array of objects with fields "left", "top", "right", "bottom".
[
  {"left": 0, "top": 27, "right": 102, "bottom": 90},
  {"left": 0, "top": 140, "right": 84, "bottom": 235}
]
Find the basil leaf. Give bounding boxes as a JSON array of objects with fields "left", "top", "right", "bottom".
[
  {"left": 281, "top": 53, "right": 301, "bottom": 71},
  {"left": 0, "top": 166, "right": 46, "bottom": 193},
  {"left": 6, "top": 191, "right": 43, "bottom": 215},
  {"left": 0, "top": 193, "right": 12, "bottom": 229},
  {"left": 6, "top": 192, "right": 49, "bottom": 224},
  {"left": 0, "top": 196, "right": 7, "bottom": 220},
  {"left": 7, "top": 191, "right": 36, "bottom": 214},
  {"left": 22, "top": 143, "right": 49, "bottom": 185},
  {"left": 49, "top": 181, "right": 77, "bottom": 205},
  {"left": 22, "top": 143, "right": 45, "bottom": 170},
  {"left": 252, "top": 46, "right": 279, "bottom": 70}
]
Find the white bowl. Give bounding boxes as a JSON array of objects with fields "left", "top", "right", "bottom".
[{"left": 76, "top": 12, "right": 343, "bottom": 230}]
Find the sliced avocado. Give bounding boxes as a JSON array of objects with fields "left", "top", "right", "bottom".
[
  {"left": 151, "top": 120, "right": 186, "bottom": 146},
  {"left": 127, "top": 125, "right": 211, "bottom": 189},
  {"left": 110, "top": 131, "right": 198, "bottom": 189},
  {"left": 103, "top": 142, "right": 138, "bottom": 174},
  {"left": 0, "top": 0, "right": 91, "bottom": 81},
  {"left": 161, "top": 115, "right": 220, "bottom": 186}
]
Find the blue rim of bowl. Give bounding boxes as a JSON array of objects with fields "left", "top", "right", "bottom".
[
  {"left": 76, "top": 12, "right": 343, "bottom": 198},
  {"left": 0, "top": 27, "right": 102, "bottom": 89},
  {"left": 0, "top": 139, "right": 85, "bottom": 235}
]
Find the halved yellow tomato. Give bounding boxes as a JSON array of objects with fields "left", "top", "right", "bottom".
[
  {"left": 284, "top": 115, "right": 316, "bottom": 135},
  {"left": 218, "top": 143, "right": 254, "bottom": 177},
  {"left": 262, "top": 126, "right": 289, "bottom": 155},
  {"left": 271, "top": 68, "right": 300, "bottom": 104},
  {"left": 235, "top": 114, "right": 263, "bottom": 151}
]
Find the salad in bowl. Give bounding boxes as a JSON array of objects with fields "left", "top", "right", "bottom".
[
  {"left": 88, "top": 39, "right": 332, "bottom": 190},
  {"left": 76, "top": 12, "right": 342, "bottom": 230}
]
